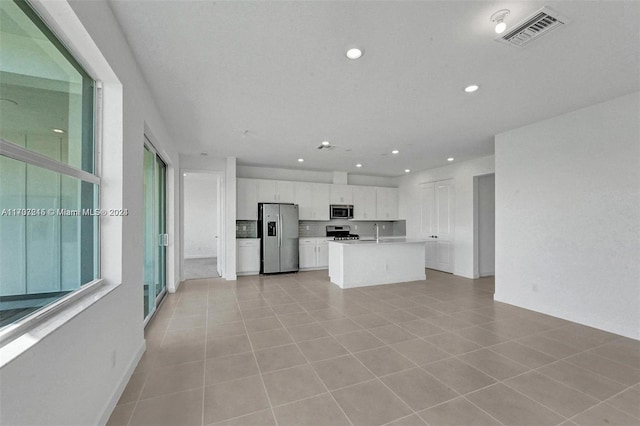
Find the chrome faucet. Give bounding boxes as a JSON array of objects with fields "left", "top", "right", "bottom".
[{"left": 374, "top": 223, "right": 379, "bottom": 242}]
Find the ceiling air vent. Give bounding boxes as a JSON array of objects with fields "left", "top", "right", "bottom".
[{"left": 498, "top": 7, "right": 567, "bottom": 47}]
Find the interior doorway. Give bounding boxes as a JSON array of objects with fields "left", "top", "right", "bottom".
[
  {"left": 475, "top": 173, "right": 495, "bottom": 277},
  {"left": 182, "top": 172, "right": 222, "bottom": 279}
]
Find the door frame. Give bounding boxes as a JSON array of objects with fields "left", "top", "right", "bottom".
[
  {"left": 143, "top": 137, "right": 169, "bottom": 326},
  {"left": 473, "top": 173, "right": 496, "bottom": 278},
  {"left": 179, "top": 170, "right": 226, "bottom": 284}
]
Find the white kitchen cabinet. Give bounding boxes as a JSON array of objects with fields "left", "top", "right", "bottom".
[
  {"left": 376, "top": 187, "right": 399, "bottom": 220},
  {"left": 299, "top": 238, "right": 330, "bottom": 270},
  {"left": 316, "top": 240, "right": 329, "bottom": 268},
  {"left": 419, "top": 179, "right": 454, "bottom": 273},
  {"left": 237, "top": 178, "right": 258, "bottom": 220},
  {"left": 257, "top": 179, "right": 295, "bottom": 203},
  {"left": 295, "top": 182, "right": 330, "bottom": 220},
  {"left": 237, "top": 239, "right": 260, "bottom": 275},
  {"left": 330, "top": 185, "right": 353, "bottom": 205},
  {"left": 299, "top": 239, "right": 317, "bottom": 269},
  {"left": 352, "top": 186, "right": 377, "bottom": 220}
]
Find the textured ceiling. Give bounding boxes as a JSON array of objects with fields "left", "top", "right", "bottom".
[{"left": 109, "top": 1, "right": 640, "bottom": 176}]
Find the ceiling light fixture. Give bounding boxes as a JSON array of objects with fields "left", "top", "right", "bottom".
[
  {"left": 404, "top": 169, "right": 411, "bottom": 173},
  {"left": 447, "top": 157, "right": 454, "bottom": 162},
  {"left": 391, "top": 150, "right": 399, "bottom": 154},
  {"left": 52, "top": 128, "right": 65, "bottom": 134},
  {"left": 491, "top": 9, "right": 510, "bottom": 34},
  {"left": 346, "top": 48, "right": 363, "bottom": 60},
  {"left": 356, "top": 163, "right": 362, "bottom": 168},
  {"left": 298, "top": 158, "right": 304, "bottom": 162},
  {"left": 321, "top": 141, "right": 330, "bottom": 146},
  {"left": 464, "top": 85, "right": 479, "bottom": 93}
]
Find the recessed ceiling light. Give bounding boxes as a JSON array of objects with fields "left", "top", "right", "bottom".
[
  {"left": 447, "top": 157, "right": 454, "bottom": 162},
  {"left": 491, "top": 9, "right": 510, "bottom": 34},
  {"left": 346, "top": 48, "right": 363, "bottom": 60},
  {"left": 298, "top": 158, "right": 304, "bottom": 162},
  {"left": 183, "top": 173, "right": 187, "bottom": 177},
  {"left": 404, "top": 169, "right": 411, "bottom": 173},
  {"left": 52, "top": 128, "right": 65, "bottom": 134},
  {"left": 391, "top": 150, "right": 399, "bottom": 155},
  {"left": 321, "top": 141, "right": 330, "bottom": 146},
  {"left": 464, "top": 85, "right": 479, "bottom": 93},
  {"left": 356, "top": 163, "right": 362, "bottom": 168}
]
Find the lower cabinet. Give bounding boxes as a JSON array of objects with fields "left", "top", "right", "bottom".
[
  {"left": 299, "top": 238, "right": 329, "bottom": 270},
  {"left": 237, "top": 239, "right": 260, "bottom": 275}
]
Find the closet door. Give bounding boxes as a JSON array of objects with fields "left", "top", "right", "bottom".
[{"left": 419, "top": 180, "right": 454, "bottom": 273}]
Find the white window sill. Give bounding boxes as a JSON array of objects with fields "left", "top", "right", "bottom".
[{"left": 0, "top": 279, "right": 119, "bottom": 368}]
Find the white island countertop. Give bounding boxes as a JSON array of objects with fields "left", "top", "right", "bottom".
[
  {"left": 328, "top": 238, "right": 427, "bottom": 288},
  {"left": 329, "top": 238, "right": 428, "bottom": 245}
]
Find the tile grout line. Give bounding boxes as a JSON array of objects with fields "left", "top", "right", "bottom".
[
  {"left": 125, "top": 290, "right": 182, "bottom": 426},
  {"left": 267, "top": 289, "right": 356, "bottom": 426},
  {"left": 236, "top": 285, "right": 281, "bottom": 426}
]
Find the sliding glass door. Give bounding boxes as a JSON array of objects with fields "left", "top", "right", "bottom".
[{"left": 143, "top": 141, "right": 167, "bottom": 323}]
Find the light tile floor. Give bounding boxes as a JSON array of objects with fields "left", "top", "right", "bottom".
[{"left": 108, "top": 270, "right": 640, "bottom": 426}]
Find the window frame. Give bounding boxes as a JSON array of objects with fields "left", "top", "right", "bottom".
[{"left": 0, "top": 0, "right": 105, "bottom": 351}]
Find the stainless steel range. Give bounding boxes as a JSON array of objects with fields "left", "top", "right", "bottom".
[{"left": 326, "top": 225, "right": 359, "bottom": 241}]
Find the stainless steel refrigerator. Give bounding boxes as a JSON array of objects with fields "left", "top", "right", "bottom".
[{"left": 258, "top": 203, "right": 299, "bottom": 274}]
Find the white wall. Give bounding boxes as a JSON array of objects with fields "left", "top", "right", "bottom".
[
  {"left": 184, "top": 173, "right": 218, "bottom": 258},
  {"left": 398, "top": 155, "right": 495, "bottom": 278},
  {"left": 477, "top": 174, "right": 495, "bottom": 277},
  {"left": 495, "top": 92, "right": 640, "bottom": 339},
  {"left": 0, "top": 1, "right": 181, "bottom": 425},
  {"left": 237, "top": 165, "right": 398, "bottom": 187}
]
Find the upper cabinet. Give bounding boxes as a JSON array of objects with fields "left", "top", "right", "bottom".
[
  {"left": 237, "top": 178, "right": 401, "bottom": 221},
  {"left": 352, "top": 186, "right": 377, "bottom": 220},
  {"left": 376, "top": 187, "right": 399, "bottom": 220},
  {"left": 257, "top": 179, "right": 295, "bottom": 203},
  {"left": 295, "top": 182, "right": 330, "bottom": 220},
  {"left": 237, "top": 178, "right": 258, "bottom": 220},
  {"left": 330, "top": 185, "right": 353, "bottom": 205}
]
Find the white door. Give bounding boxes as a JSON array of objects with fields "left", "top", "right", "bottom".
[
  {"left": 237, "top": 178, "right": 258, "bottom": 220},
  {"left": 299, "top": 240, "right": 316, "bottom": 269},
  {"left": 316, "top": 241, "right": 329, "bottom": 268},
  {"left": 294, "top": 182, "right": 314, "bottom": 220},
  {"left": 425, "top": 241, "right": 438, "bottom": 269},
  {"left": 276, "top": 181, "right": 295, "bottom": 203},
  {"left": 419, "top": 180, "right": 454, "bottom": 273},
  {"left": 435, "top": 181, "right": 454, "bottom": 273},
  {"left": 257, "top": 180, "right": 278, "bottom": 202}
]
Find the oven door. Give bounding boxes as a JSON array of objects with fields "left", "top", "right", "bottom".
[{"left": 330, "top": 205, "right": 354, "bottom": 219}]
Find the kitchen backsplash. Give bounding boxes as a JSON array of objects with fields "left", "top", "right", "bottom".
[
  {"left": 237, "top": 219, "right": 406, "bottom": 238},
  {"left": 299, "top": 220, "right": 405, "bottom": 238},
  {"left": 236, "top": 220, "right": 257, "bottom": 238}
]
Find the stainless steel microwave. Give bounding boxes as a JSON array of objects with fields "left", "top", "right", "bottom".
[{"left": 330, "top": 204, "right": 354, "bottom": 219}]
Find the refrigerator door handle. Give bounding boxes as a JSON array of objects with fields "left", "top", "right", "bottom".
[{"left": 277, "top": 214, "right": 281, "bottom": 247}]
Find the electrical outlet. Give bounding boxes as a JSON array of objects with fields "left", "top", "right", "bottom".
[
  {"left": 306, "top": 226, "right": 309, "bottom": 230},
  {"left": 382, "top": 224, "right": 386, "bottom": 229},
  {"left": 242, "top": 225, "right": 246, "bottom": 231},
  {"left": 354, "top": 225, "right": 358, "bottom": 230}
]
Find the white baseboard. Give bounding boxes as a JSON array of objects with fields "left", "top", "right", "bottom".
[{"left": 98, "top": 340, "right": 146, "bottom": 426}]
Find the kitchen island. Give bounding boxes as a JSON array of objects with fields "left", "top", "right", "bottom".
[{"left": 328, "top": 238, "right": 426, "bottom": 288}]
